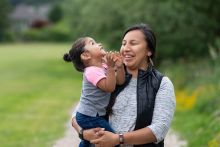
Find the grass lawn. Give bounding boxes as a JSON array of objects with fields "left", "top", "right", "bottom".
[{"left": 0, "top": 43, "right": 82, "bottom": 147}]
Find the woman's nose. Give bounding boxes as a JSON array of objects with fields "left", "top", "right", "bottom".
[{"left": 122, "top": 44, "right": 131, "bottom": 52}]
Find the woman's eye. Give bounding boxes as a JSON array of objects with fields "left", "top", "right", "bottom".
[{"left": 131, "top": 42, "right": 138, "bottom": 45}]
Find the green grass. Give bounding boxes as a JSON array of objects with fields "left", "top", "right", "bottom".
[{"left": 0, "top": 43, "right": 82, "bottom": 147}]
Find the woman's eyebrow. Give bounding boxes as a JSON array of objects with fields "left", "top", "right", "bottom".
[{"left": 130, "top": 39, "right": 139, "bottom": 43}]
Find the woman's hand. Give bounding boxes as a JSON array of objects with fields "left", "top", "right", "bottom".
[
  {"left": 83, "top": 128, "right": 104, "bottom": 141},
  {"left": 90, "top": 130, "right": 119, "bottom": 147},
  {"left": 71, "top": 117, "right": 103, "bottom": 141}
]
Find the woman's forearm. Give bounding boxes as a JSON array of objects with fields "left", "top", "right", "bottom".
[
  {"left": 71, "top": 117, "right": 80, "bottom": 133},
  {"left": 90, "top": 127, "right": 156, "bottom": 146},
  {"left": 123, "top": 127, "right": 157, "bottom": 145}
]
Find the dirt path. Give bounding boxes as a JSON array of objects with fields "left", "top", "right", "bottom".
[
  {"left": 164, "top": 130, "right": 187, "bottom": 147},
  {"left": 53, "top": 122, "right": 80, "bottom": 147}
]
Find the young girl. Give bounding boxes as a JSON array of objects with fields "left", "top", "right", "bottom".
[{"left": 63, "top": 37, "right": 125, "bottom": 147}]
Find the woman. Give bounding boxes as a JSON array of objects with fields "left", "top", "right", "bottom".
[{"left": 72, "top": 23, "right": 176, "bottom": 147}]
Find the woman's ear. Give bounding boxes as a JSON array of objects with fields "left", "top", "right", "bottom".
[
  {"left": 81, "top": 51, "right": 91, "bottom": 61},
  {"left": 147, "top": 51, "right": 152, "bottom": 57}
]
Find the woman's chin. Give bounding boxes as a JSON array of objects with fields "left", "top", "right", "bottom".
[{"left": 124, "top": 62, "right": 134, "bottom": 69}]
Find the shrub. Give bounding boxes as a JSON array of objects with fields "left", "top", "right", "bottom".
[
  {"left": 21, "top": 22, "right": 72, "bottom": 42},
  {"left": 48, "top": 4, "right": 63, "bottom": 23}
]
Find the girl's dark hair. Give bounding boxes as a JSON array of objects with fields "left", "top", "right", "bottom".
[
  {"left": 63, "top": 37, "right": 87, "bottom": 72},
  {"left": 123, "top": 23, "right": 156, "bottom": 59}
]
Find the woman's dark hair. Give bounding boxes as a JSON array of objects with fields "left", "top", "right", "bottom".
[
  {"left": 106, "top": 23, "right": 157, "bottom": 116},
  {"left": 63, "top": 37, "right": 87, "bottom": 72},
  {"left": 123, "top": 23, "right": 156, "bottom": 59}
]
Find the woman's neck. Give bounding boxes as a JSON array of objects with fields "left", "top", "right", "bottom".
[
  {"left": 126, "top": 68, "right": 138, "bottom": 77},
  {"left": 127, "top": 64, "right": 149, "bottom": 78}
]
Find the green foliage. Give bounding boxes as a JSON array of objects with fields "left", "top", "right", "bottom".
[
  {"left": 46, "top": 26, "right": 71, "bottom": 41},
  {"left": 48, "top": 4, "right": 63, "bottom": 23},
  {"left": 195, "top": 93, "right": 220, "bottom": 115},
  {"left": 161, "top": 58, "right": 220, "bottom": 146},
  {"left": 22, "top": 28, "right": 45, "bottom": 41},
  {"left": 0, "top": 43, "right": 82, "bottom": 146},
  {"left": 0, "top": 0, "right": 11, "bottom": 41},
  {"left": 63, "top": 0, "right": 125, "bottom": 49},
  {"left": 173, "top": 110, "right": 220, "bottom": 146},
  {"left": 10, "top": 0, "right": 60, "bottom": 6},
  {"left": 64, "top": 0, "right": 220, "bottom": 59},
  {"left": 193, "top": 58, "right": 220, "bottom": 115},
  {"left": 22, "top": 22, "right": 72, "bottom": 42}
]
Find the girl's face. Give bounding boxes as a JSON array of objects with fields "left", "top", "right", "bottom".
[
  {"left": 84, "top": 37, "right": 106, "bottom": 59},
  {"left": 120, "top": 30, "right": 150, "bottom": 70}
]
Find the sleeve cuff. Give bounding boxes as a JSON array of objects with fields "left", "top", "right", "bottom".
[{"left": 147, "top": 125, "right": 168, "bottom": 144}]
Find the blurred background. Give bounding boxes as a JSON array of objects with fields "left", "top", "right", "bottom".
[{"left": 0, "top": 0, "right": 219, "bottom": 146}]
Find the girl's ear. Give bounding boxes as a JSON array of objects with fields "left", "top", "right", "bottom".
[{"left": 81, "top": 51, "right": 91, "bottom": 61}]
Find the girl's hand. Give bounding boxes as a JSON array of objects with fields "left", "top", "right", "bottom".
[
  {"left": 113, "top": 52, "right": 124, "bottom": 69},
  {"left": 90, "top": 130, "right": 119, "bottom": 147},
  {"left": 106, "top": 51, "right": 115, "bottom": 68}
]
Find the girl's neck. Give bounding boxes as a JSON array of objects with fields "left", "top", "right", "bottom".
[{"left": 87, "top": 59, "right": 103, "bottom": 68}]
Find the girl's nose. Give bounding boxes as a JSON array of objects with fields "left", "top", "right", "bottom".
[
  {"left": 98, "top": 43, "right": 102, "bottom": 47},
  {"left": 102, "top": 49, "right": 106, "bottom": 55}
]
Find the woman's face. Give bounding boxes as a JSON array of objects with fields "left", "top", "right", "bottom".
[{"left": 120, "top": 30, "right": 150, "bottom": 70}]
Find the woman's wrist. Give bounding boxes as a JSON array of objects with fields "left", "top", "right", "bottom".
[
  {"left": 119, "top": 133, "right": 125, "bottom": 145},
  {"left": 78, "top": 128, "right": 84, "bottom": 140},
  {"left": 82, "top": 129, "right": 90, "bottom": 141},
  {"left": 113, "top": 133, "right": 120, "bottom": 145}
]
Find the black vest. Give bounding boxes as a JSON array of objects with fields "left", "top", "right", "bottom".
[{"left": 107, "top": 66, "right": 164, "bottom": 147}]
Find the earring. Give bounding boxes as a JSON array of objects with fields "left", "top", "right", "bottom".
[{"left": 149, "top": 57, "right": 154, "bottom": 66}]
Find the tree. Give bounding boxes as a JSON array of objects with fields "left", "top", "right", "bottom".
[
  {"left": 48, "top": 4, "right": 63, "bottom": 23},
  {"left": 64, "top": 0, "right": 220, "bottom": 60},
  {"left": 0, "top": 0, "right": 11, "bottom": 41},
  {"left": 10, "top": 0, "right": 60, "bottom": 6}
]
